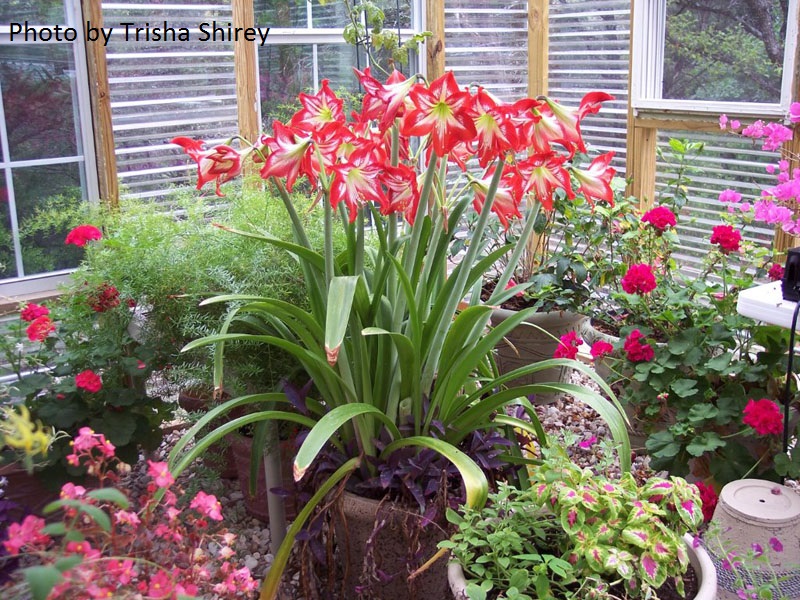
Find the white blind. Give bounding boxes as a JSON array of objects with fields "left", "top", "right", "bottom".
[
  {"left": 549, "top": 0, "right": 630, "bottom": 173},
  {"left": 102, "top": 1, "right": 238, "bottom": 200},
  {"left": 444, "top": 1, "right": 528, "bottom": 101}
]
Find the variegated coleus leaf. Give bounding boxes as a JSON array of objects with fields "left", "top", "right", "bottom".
[
  {"left": 558, "top": 485, "right": 581, "bottom": 507},
  {"left": 677, "top": 496, "right": 704, "bottom": 529},
  {"left": 640, "top": 552, "right": 668, "bottom": 588},
  {"left": 584, "top": 544, "right": 610, "bottom": 573},
  {"left": 560, "top": 505, "right": 585, "bottom": 534},
  {"left": 625, "top": 499, "right": 665, "bottom": 524},
  {"left": 604, "top": 548, "right": 636, "bottom": 579},
  {"left": 639, "top": 478, "right": 674, "bottom": 504},
  {"left": 620, "top": 527, "right": 650, "bottom": 548},
  {"left": 579, "top": 486, "right": 600, "bottom": 510}
]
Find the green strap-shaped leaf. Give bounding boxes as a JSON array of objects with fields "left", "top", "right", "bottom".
[
  {"left": 325, "top": 276, "right": 359, "bottom": 365},
  {"left": 294, "top": 404, "right": 403, "bottom": 481},
  {"left": 380, "top": 436, "right": 488, "bottom": 510},
  {"left": 259, "top": 457, "right": 361, "bottom": 600},
  {"left": 86, "top": 488, "right": 130, "bottom": 509}
]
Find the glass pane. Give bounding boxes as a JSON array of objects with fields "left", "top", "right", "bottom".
[
  {"left": 0, "top": 0, "right": 65, "bottom": 25},
  {"left": 254, "top": 0, "right": 307, "bottom": 28},
  {"left": 318, "top": 44, "right": 363, "bottom": 93},
  {"left": 663, "top": 0, "right": 785, "bottom": 103},
  {"left": 0, "top": 187, "right": 18, "bottom": 279},
  {"left": 0, "top": 44, "right": 79, "bottom": 161},
  {"left": 259, "top": 44, "right": 313, "bottom": 127},
  {"left": 13, "top": 163, "right": 86, "bottom": 277}
]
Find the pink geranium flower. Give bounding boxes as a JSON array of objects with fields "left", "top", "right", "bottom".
[
  {"left": 590, "top": 340, "right": 614, "bottom": 360},
  {"left": 742, "top": 398, "right": 783, "bottom": 436},
  {"left": 20, "top": 302, "right": 49, "bottom": 322},
  {"left": 75, "top": 369, "right": 102, "bottom": 393},
  {"left": 553, "top": 330, "right": 582, "bottom": 359},
  {"left": 620, "top": 263, "right": 657, "bottom": 295}
]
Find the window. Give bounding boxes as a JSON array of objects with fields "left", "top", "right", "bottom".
[
  {"left": 256, "top": 0, "right": 424, "bottom": 128},
  {"left": 631, "top": 0, "right": 799, "bottom": 117},
  {"left": 0, "top": 0, "right": 98, "bottom": 295}
]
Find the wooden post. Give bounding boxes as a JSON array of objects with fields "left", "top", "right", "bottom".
[
  {"left": 425, "top": 0, "right": 445, "bottom": 80},
  {"left": 527, "top": 0, "right": 548, "bottom": 97},
  {"left": 81, "top": 0, "right": 118, "bottom": 208},
  {"left": 232, "top": 0, "right": 260, "bottom": 146}
]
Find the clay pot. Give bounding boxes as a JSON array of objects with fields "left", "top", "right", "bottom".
[
  {"left": 333, "top": 492, "right": 449, "bottom": 600},
  {"left": 0, "top": 463, "right": 61, "bottom": 520},
  {"left": 448, "top": 533, "right": 717, "bottom": 600},
  {"left": 227, "top": 432, "right": 298, "bottom": 523},
  {"left": 177, "top": 388, "right": 237, "bottom": 479},
  {"left": 490, "top": 308, "right": 588, "bottom": 404}
]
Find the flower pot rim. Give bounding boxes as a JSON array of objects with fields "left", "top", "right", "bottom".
[{"left": 447, "top": 532, "right": 716, "bottom": 600}]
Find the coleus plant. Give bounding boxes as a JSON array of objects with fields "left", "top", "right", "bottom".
[
  {"left": 443, "top": 443, "right": 703, "bottom": 600},
  {"left": 168, "top": 69, "right": 630, "bottom": 598}
]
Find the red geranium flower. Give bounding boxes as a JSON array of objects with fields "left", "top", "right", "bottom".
[
  {"left": 743, "top": 398, "right": 783, "bottom": 436},
  {"left": 65, "top": 225, "right": 102, "bottom": 247},
  {"left": 710, "top": 224, "right": 741, "bottom": 254},
  {"left": 75, "top": 370, "right": 103, "bottom": 393},
  {"left": 554, "top": 330, "right": 582, "bottom": 360},
  {"left": 590, "top": 340, "right": 614, "bottom": 360},
  {"left": 620, "top": 263, "right": 657, "bottom": 295},
  {"left": 26, "top": 316, "right": 55, "bottom": 342},
  {"left": 88, "top": 283, "right": 121, "bottom": 313},
  {"left": 694, "top": 482, "right": 718, "bottom": 523},
  {"left": 623, "top": 329, "right": 654, "bottom": 362},
  {"left": 641, "top": 205, "right": 677, "bottom": 232},
  {"left": 768, "top": 263, "right": 785, "bottom": 281},
  {"left": 20, "top": 302, "right": 49, "bottom": 322}
]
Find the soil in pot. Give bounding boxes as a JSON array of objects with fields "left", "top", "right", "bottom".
[
  {"left": 330, "top": 492, "right": 450, "bottom": 600},
  {"left": 0, "top": 464, "right": 61, "bottom": 521},
  {"left": 227, "top": 432, "right": 298, "bottom": 523}
]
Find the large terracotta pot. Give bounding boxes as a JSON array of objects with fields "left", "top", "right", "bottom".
[
  {"left": 448, "top": 533, "right": 716, "bottom": 600},
  {"left": 491, "top": 308, "right": 588, "bottom": 404},
  {"left": 227, "top": 432, "right": 297, "bottom": 523},
  {"left": 333, "top": 492, "right": 449, "bottom": 600}
]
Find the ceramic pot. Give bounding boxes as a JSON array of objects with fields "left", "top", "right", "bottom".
[
  {"left": 333, "top": 492, "right": 449, "bottom": 600},
  {"left": 708, "top": 479, "right": 800, "bottom": 599},
  {"left": 490, "top": 308, "right": 588, "bottom": 404},
  {"left": 177, "top": 388, "right": 237, "bottom": 479},
  {"left": 227, "top": 432, "right": 297, "bottom": 523},
  {"left": 448, "top": 533, "right": 716, "bottom": 600}
]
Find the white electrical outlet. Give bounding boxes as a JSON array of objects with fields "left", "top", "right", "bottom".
[{"left": 737, "top": 281, "right": 800, "bottom": 330}]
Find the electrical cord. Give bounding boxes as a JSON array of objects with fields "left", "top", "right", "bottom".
[{"left": 782, "top": 300, "right": 800, "bottom": 468}]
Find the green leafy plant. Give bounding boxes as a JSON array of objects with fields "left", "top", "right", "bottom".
[{"left": 443, "top": 442, "right": 703, "bottom": 600}]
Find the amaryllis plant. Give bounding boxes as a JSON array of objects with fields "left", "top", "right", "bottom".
[{"left": 168, "top": 69, "right": 629, "bottom": 597}]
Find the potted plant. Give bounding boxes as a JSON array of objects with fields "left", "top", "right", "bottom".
[
  {"left": 443, "top": 442, "right": 716, "bottom": 600},
  {"left": 168, "top": 69, "right": 630, "bottom": 599},
  {"left": 577, "top": 120, "right": 800, "bottom": 484}
]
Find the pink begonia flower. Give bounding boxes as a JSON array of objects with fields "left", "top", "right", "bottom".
[
  {"left": 731, "top": 119, "right": 741, "bottom": 129},
  {"left": 60, "top": 482, "right": 87, "bottom": 499},
  {"left": 147, "top": 460, "right": 175, "bottom": 488},
  {"left": 115, "top": 510, "right": 141, "bottom": 526},
  {"left": 579, "top": 436, "right": 597, "bottom": 449},
  {"left": 719, "top": 114, "right": 728, "bottom": 129},
  {"left": 3, "top": 515, "right": 49, "bottom": 555},
  {"left": 147, "top": 569, "right": 174, "bottom": 599},
  {"left": 190, "top": 490, "right": 224, "bottom": 521},
  {"left": 789, "top": 102, "right": 800, "bottom": 123},
  {"left": 718, "top": 189, "right": 742, "bottom": 203}
]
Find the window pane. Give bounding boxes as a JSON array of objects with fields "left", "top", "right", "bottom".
[
  {"left": 318, "top": 44, "right": 363, "bottom": 91},
  {"left": 663, "top": 0, "right": 785, "bottom": 103},
  {"left": 0, "top": 44, "right": 79, "bottom": 161},
  {"left": 259, "top": 44, "right": 313, "bottom": 126},
  {"left": 0, "top": 0, "right": 65, "bottom": 25},
  {"left": 12, "top": 163, "right": 85, "bottom": 277},
  {"left": 0, "top": 196, "right": 18, "bottom": 279},
  {"left": 255, "top": 0, "right": 307, "bottom": 28}
]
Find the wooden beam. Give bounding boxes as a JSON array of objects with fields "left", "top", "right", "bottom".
[
  {"left": 232, "top": 0, "right": 260, "bottom": 146},
  {"left": 425, "top": 0, "right": 445, "bottom": 80},
  {"left": 81, "top": 0, "right": 118, "bottom": 208},
  {"left": 527, "top": 0, "right": 548, "bottom": 97},
  {"left": 629, "top": 125, "right": 658, "bottom": 209}
]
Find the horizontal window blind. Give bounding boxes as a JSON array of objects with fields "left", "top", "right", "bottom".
[
  {"left": 655, "top": 130, "right": 777, "bottom": 273},
  {"left": 103, "top": 1, "right": 238, "bottom": 200},
  {"left": 444, "top": 1, "right": 528, "bottom": 101},
  {"left": 549, "top": 0, "right": 630, "bottom": 174}
]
